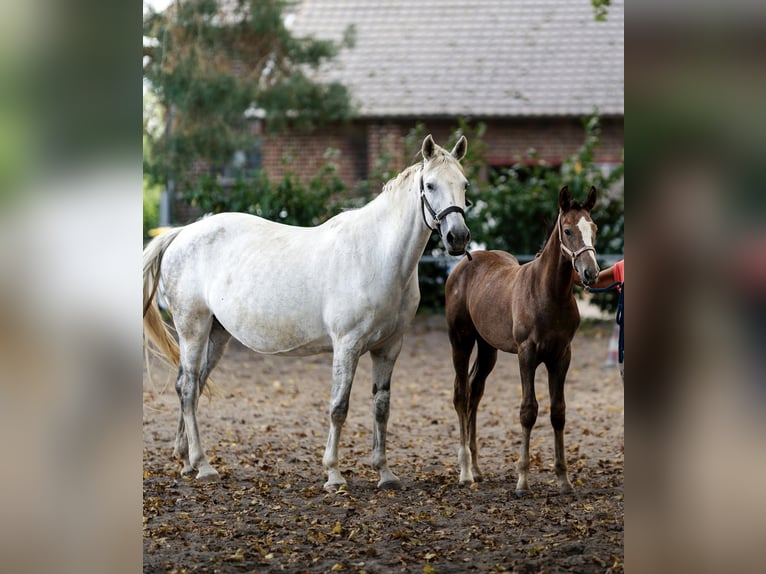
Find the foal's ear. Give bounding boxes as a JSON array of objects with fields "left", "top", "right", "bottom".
[
  {"left": 451, "top": 135, "right": 468, "bottom": 161},
  {"left": 422, "top": 134, "right": 436, "bottom": 161},
  {"left": 584, "top": 186, "right": 598, "bottom": 211},
  {"left": 558, "top": 186, "right": 571, "bottom": 212}
]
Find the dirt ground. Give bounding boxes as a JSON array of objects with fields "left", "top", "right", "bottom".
[{"left": 143, "top": 316, "right": 623, "bottom": 573}]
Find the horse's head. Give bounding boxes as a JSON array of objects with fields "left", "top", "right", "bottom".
[
  {"left": 419, "top": 135, "right": 472, "bottom": 256},
  {"left": 558, "top": 186, "right": 600, "bottom": 286}
]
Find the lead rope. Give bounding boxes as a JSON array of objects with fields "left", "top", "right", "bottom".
[{"left": 588, "top": 281, "right": 624, "bottom": 364}]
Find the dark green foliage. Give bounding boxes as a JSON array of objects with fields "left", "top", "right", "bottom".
[
  {"left": 470, "top": 116, "right": 624, "bottom": 258},
  {"left": 591, "top": 0, "right": 612, "bottom": 22},
  {"left": 183, "top": 161, "right": 347, "bottom": 228}
]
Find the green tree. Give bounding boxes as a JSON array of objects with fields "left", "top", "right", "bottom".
[{"left": 143, "top": 0, "right": 354, "bottom": 204}]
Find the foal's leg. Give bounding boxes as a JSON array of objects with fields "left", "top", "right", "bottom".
[
  {"left": 546, "top": 347, "right": 574, "bottom": 494},
  {"left": 322, "top": 342, "right": 361, "bottom": 492},
  {"left": 449, "top": 326, "right": 476, "bottom": 485},
  {"left": 174, "top": 318, "right": 231, "bottom": 477},
  {"left": 467, "top": 338, "right": 498, "bottom": 482},
  {"left": 516, "top": 345, "right": 539, "bottom": 496},
  {"left": 370, "top": 338, "right": 404, "bottom": 490}
]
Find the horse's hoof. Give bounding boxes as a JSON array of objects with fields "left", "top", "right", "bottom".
[
  {"left": 180, "top": 465, "right": 195, "bottom": 478},
  {"left": 559, "top": 483, "right": 574, "bottom": 494},
  {"left": 196, "top": 467, "right": 220, "bottom": 482},
  {"left": 459, "top": 479, "right": 474, "bottom": 487},
  {"left": 378, "top": 479, "right": 402, "bottom": 491},
  {"left": 515, "top": 489, "right": 528, "bottom": 498},
  {"left": 323, "top": 481, "right": 346, "bottom": 493}
]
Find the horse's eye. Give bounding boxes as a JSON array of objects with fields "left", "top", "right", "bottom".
[
  {"left": 564, "top": 229, "right": 572, "bottom": 236},
  {"left": 426, "top": 183, "right": 435, "bottom": 192}
]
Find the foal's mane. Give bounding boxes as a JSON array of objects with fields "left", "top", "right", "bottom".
[{"left": 536, "top": 199, "right": 590, "bottom": 256}]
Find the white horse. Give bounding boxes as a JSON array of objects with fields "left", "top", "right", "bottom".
[{"left": 143, "top": 135, "right": 471, "bottom": 490}]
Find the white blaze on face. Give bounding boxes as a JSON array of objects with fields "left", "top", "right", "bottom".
[{"left": 577, "top": 216, "right": 598, "bottom": 266}]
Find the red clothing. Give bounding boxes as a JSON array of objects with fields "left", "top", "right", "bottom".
[{"left": 613, "top": 259, "right": 624, "bottom": 284}]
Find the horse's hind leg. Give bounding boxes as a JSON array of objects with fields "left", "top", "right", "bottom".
[
  {"left": 546, "top": 347, "right": 574, "bottom": 494},
  {"left": 370, "top": 338, "right": 404, "bottom": 490},
  {"left": 173, "top": 365, "right": 193, "bottom": 477},
  {"left": 449, "top": 322, "right": 476, "bottom": 485},
  {"left": 174, "top": 318, "right": 231, "bottom": 477},
  {"left": 174, "top": 313, "right": 219, "bottom": 481},
  {"left": 467, "top": 337, "right": 497, "bottom": 482},
  {"left": 199, "top": 317, "right": 232, "bottom": 393}
]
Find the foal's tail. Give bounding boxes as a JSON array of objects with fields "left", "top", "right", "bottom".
[{"left": 143, "top": 227, "right": 184, "bottom": 371}]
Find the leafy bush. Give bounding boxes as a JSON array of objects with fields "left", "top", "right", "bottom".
[
  {"left": 143, "top": 178, "right": 161, "bottom": 241},
  {"left": 183, "top": 160, "right": 347, "bottom": 228},
  {"left": 468, "top": 116, "right": 623, "bottom": 257}
]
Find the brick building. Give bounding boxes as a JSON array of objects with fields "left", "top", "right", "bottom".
[{"left": 263, "top": 0, "right": 623, "bottom": 187}]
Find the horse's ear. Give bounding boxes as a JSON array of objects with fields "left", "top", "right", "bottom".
[
  {"left": 422, "top": 134, "right": 436, "bottom": 161},
  {"left": 584, "top": 186, "right": 598, "bottom": 211},
  {"left": 451, "top": 135, "right": 468, "bottom": 161},
  {"left": 558, "top": 186, "right": 571, "bottom": 212}
]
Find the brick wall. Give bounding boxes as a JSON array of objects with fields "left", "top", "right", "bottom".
[
  {"left": 482, "top": 117, "right": 624, "bottom": 166},
  {"left": 261, "top": 125, "right": 368, "bottom": 189},
  {"left": 260, "top": 116, "right": 624, "bottom": 190}
]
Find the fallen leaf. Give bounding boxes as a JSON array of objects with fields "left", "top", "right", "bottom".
[{"left": 225, "top": 548, "right": 244, "bottom": 562}]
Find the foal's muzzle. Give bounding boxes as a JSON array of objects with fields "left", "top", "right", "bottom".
[{"left": 576, "top": 261, "right": 600, "bottom": 287}]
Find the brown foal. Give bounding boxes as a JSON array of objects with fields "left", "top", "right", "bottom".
[{"left": 445, "top": 186, "right": 600, "bottom": 495}]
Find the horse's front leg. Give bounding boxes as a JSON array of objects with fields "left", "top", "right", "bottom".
[
  {"left": 322, "top": 343, "right": 361, "bottom": 492},
  {"left": 546, "top": 349, "right": 574, "bottom": 494},
  {"left": 370, "top": 340, "right": 404, "bottom": 490},
  {"left": 516, "top": 346, "right": 539, "bottom": 496},
  {"left": 449, "top": 330, "right": 475, "bottom": 485}
]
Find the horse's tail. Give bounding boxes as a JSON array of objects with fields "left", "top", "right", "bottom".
[{"left": 143, "top": 227, "right": 184, "bottom": 371}]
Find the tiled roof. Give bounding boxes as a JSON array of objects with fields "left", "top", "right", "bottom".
[{"left": 290, "top": 0, "right": 623, "bottom": 118}]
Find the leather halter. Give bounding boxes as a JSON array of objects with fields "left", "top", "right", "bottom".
[
  {"left": 557, "top": 212, "right": 596, "bottom": 266},
  {"left": 419, "top": 170, "right": 471, "bottom": 232}
]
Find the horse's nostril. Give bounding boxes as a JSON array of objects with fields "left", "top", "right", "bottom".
[{"left": 446, "top": 231, "right": 454, "bottom": 244}]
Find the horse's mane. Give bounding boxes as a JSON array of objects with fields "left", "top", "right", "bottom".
[
  {"left": 381, "top": 149, "right": 465, "bottom": 195},
  {"left": 381, "top": 163, "right": 421, "bottom": 194}
]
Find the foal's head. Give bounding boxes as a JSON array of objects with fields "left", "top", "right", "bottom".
[
  {"left": 558, "top": 186, "right": 600, "bottom": 286},
  {"left": 419, "top": 135, "right": 471, "bottom": 256}
]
